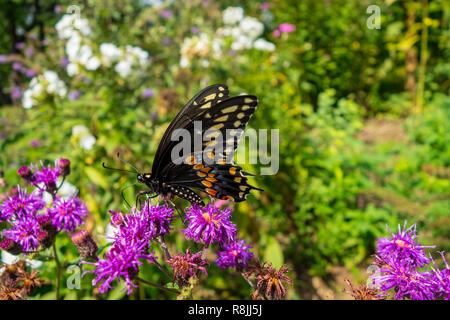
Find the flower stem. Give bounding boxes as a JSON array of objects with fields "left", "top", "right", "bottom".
[
  {"left": 52, "top": 241, "right": 61, "bottom": 300},
  {"left": 136, "top": 277, "right": 179, "bottom": 294},
  {"left": 157, "top": 236, "right": 171, "bottom": 261},
  {"left": 154, "top": 260, "right": 173, "bottom": 280}
]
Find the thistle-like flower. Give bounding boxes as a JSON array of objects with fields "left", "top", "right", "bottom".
[
  {"left": 245, "top": 261, "right": 292, "bottom": 300},
  {"left": 47, "top": 194, "right": 87, "bottom": 232},
  {"left": 72, "top": 230, "right": 98, "bottom": 261},
  {"left": 376, "top": 221, "right": 435, "bottom": 269},
  {"left": 183, "top": 203, "right": 236, "bottom": 246},
  {"left": 2, "top": 216, "right": 41, "bottom": 252},
  {"left": 216, "top": 239, "right": 254, "bottom": 269},
  {"left": 83, "top": 242, "right": 157, "bottom": 295},
  {"left": 168, "top": 249, "right": 208, "bottom": 286},
  {"left": 369, "top": 255, "right": 436, "bottom": 300},
  {"left": 0, "top": 187, "right": 45, "bottom": 221}
]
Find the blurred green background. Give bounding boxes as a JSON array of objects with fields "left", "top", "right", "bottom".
[{"left": 0, "top": 0, "right": 449, "bottom": 299}]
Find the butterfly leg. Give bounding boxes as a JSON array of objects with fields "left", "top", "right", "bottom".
[{"left": 136, "top": 190, "right": 157, "bottom": 208}]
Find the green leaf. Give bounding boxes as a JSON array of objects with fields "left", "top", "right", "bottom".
[
  {"left": 263, "top": 236, "right": 284, "bottom": 269},
  {"left": 84, "top": 167, "right": 109, "bottom": 190}
]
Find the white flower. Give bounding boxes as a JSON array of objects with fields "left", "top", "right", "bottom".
[
  {"left": 115, "top": 60, "right": 132, "bottom": 77},
  {"left": 80, "top": 134, "right": 96, "bottom": 150},
  {"left": 1, "top": 251, "right": 42, "bottom": 270},
  {"left": 72, "top": 124, "right": 89, "bottom": 135},
  {"left": 231, "top": 35, "right": 253, "bottom": 51},
  {"left": 66, "top": 63, "right": 79, "bottom": 76},
  {"left": 78, "top": 44, "right": 93, "bottom": 65},
  {"left": 43, "top": 71, "right": 67, "bottom": 97},
  {"left": 223, "top": 7, "right": 244, "bottom": 25},
  {"left": 22, "top": 89, "right": 34, "bottom": 109},
  {"left": 85, "top": 56, "right": 101, "bottom": 70},
  {"left": 104, "top": 224, "right": 118, "bottom": 243},
  {"left": 125, "top": 45, "right": 150, "bottom": 66},
  {"left": 22, "top": 76, "right": 43, "bottom": 108},
  {"left": 253, "top": 38, "right": 275, "bottom": 51},
  {"left": 100, "top": 43, "right": 122, "bottom": 66},
  {"left": 66, "top": 33, "right": 81, "bottom": 60},
  {"left": 55, "top": 14, "right": 91, "bottom": 39},
  {"left": 58, "top": 180, "right": 77, "bottom": 199},
  {"left": 180, "top": 56, "right": 189, "bottom": 68},
  {"left": 239, "top": 17, "right": 264, "bottom": 40}
]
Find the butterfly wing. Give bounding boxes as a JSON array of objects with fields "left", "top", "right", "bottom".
[
  {"left": 152, "top": 84, "right": 229, "bottom": 176},
  {"left": 153, "top": 89, "right": 261, "bottom": 203}
]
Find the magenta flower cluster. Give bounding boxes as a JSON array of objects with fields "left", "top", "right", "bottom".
[
  {"left": 82, "top": 202, "right": 174, "bottom": 294},
  {"left": 0, "top": 159, "right": 87, "bottom": 254},
  {"left": 369, "top": 221, "right": 449, "bottom": 300}
]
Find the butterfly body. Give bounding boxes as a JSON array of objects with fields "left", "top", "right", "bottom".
[{"left": 138, "top": 84, "right": 262, "bottom": 206}]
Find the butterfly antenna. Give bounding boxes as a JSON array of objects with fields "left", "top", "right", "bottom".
[
  {"left": 102, "top": 162, "right": 136, "bottom": 174},
  {"left": 116, "top": 153, "right": 140, "bottom": 173}
]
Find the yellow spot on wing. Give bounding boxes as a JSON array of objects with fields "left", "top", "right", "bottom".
[{"left": 222, "top": 105, "right": 238, "bottom": 113}]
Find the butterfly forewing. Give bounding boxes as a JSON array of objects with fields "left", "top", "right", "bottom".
[{"left": 149, "top": 84, "right": 262, "bottom": 204}]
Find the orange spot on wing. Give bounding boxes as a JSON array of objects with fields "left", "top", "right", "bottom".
[
  {"left": 194, "top": 164, "right": 204, "bottom": 170},
  {"left": 197, "top": 172, "right": 207, "bottom": 177},
  {"left": 206, "top": 177, "right": 217, "bottom": 182},
  {"left": 229, "top": 167, "right": 237, "bottom": 175},
  {"left": 206, "top": 188, "right": 218, "bottom": 196},
  {"left": 202, "top": 181, "right": 213, "bottom": 188},
  {"left": 201, "top": 167, "right": 212, "bottom": 173}
]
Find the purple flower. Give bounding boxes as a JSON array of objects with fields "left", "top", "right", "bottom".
[
  {"left": 47, "top": 194, "right": 87, "bottom": 232},
  {"left": 430, "top": 252, "right": 450, "bottom": 300},
  {"left": 61, "top": 57, "right": 69, "bottom": 68},
  {"left": 0, "top": 54, "right": 8, "bottom": 63},
  {"left": 162, "top": 37, "right": 171, "bottom": 45},
  {"left": 10, "top": 86, "right": 21, "bottom": 99},
  {"left": 83, "top": 241, "right": 157, "bottom": 294},
  {"left": 14, "top": 42, "right": 25, "bottom": 50},
  {"left": 216, "top": 239, "right": 254, "bottom": 269},
  {"left": 183, "top": 203, "right": 236, "bottom": 246},
  {"left": 2, "top": 216, "right": 41, "bottom": 252},
  {"left": 279, "top": 24, "right": 296, "bottom": 33},
  {"left": 159, "top": 9, "right": 172, "bottom": 19},
  {"left": 30, "top": 161, "right": 61, "bottom": 190},
  {"left": 12, "top": 62, "right": 23, "bottom": 71},
  {"left": 376, "top": 222, "right": 434, "bottom": 269},
  {"left": 25, "top": 47, "right": 34, "bottom": 57},
  {"left": 143, "top": 202, "right": 174, "bottom": 238},
  {"left": 25, "top": 69, "right": 36, "bottom": 78},
  {"left": 54, "top": 5, "right": 62, "bottom": 13},
  {"left": 261, "top": 2, "right": 270, "bottom": 10},
  {"left": 142, "top": 88, "right": 154, "bottom": 99},
  {"left": 273, "top": 29, "right": 280, "bottom": 38},
  {"left": 68, "top": 90, "right": 81, "bottom": 101},
  {"left": 369, "top": 255, "right": 436, "bottom": 300},
  {"left": 191, "top": 26, "right": 200, "bottom": 34},
  {"left": 0, "top": 187, "right": 45, "bottom": 221},
  {"left": 30, "top": 140, "right": 40, "bottom": 148}
]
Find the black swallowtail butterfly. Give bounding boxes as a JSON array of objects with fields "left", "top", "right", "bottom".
[{"left": 105, "top": 84, "right": 262, "bottom": 206}]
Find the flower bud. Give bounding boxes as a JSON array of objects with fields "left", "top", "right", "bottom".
[
  {"left": 17, "top": 165, "right": 34, "bottom": 183},
  {"left": 58, "top": 158, "right": 71, "bottom": 177},
  {"left": 0, "top": 238, "right": 23, "bottom": 255},
  {"left": 72, "top": 230, "right": 98, "bottom": 261}
]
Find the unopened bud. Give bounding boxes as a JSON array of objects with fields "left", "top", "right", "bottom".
[
  {"left": 58, "top": 158, "right": 71, "bottom": 177},
  {"left": 72, "top": 230, "right": 98, "bottom": 261},
  {"left": 17, "top": 165, "right": 34, "bottom": 183},
  {"left": 0, "top": 238, "right": 23, "bottom": 255}
]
